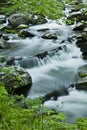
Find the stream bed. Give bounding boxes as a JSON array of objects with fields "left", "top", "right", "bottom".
[{"left": 1, "top": 19, "right": 87, "bottom": 122}]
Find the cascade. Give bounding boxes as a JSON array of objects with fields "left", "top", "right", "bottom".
[{"left": 0, "top": 0, "right": 87, "bottom": 122}]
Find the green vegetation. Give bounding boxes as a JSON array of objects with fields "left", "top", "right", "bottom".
[
  {"left": 0, "top": 0, "right": 64, "bottom": 19},
  {"left": 0, "top": 83, "right": 87, "bottom": 130}
]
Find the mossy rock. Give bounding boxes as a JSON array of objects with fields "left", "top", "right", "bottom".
[
  {"left": 0, "top": 66, "right": 32, "bottom": 96},
  {"left": 0, "top": 39, "right": 6, "bottom": 49},
  {"left": 75, "top": 65, "right": 87, "bottom": 90},
  {"left": 8, "top": 13, "right": 47, "bottom": 29}
]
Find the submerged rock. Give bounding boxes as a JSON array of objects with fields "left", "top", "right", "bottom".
[
  {"left": 42, "top": 88, "right": 69, "bottom": 102},
  {"left": 41, "top": 32, "right": 57, "bottom": 40},
  {"left": 0, "top": 66, "right": 32, "bottom": 96}
]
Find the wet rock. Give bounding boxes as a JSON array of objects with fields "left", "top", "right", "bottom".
[
  {"left": 8, "top": 14, "right": 30, "bottom": 28},
  {"left": 19, "top": 29, "right": 35, "bottom": 38},
  {"left": 76, "top": 78, "right": 87, "bottom": 90},
  {"left": 75, "top": 65, "right": 87, "bottom": 90},
  {"left": 30, "top": 14, "right": 47, "bottom": 25},
  {"left": 18, "top": 57, "right": 39, "bottom": 68},
  {"left": 76, "top": 33, "right": 87, "bottom": 59},
  {"left": 41, "top": 32, "right": 57, "bottom": 40},
  {"left": 42, "top": 88, "right": 69, "bottom": 102},
  {"left": 83, "top": 27, "right": 87, "bottom": 32},
  {"left": 6, "top": 56, "right": 39, "bottom": 68},
  {"left": 36, "top": 52, "right": 48, "bottom": 59},
  {"left": 0, "top": 15, "right": 6, "bottom": 24},
  {"left": 8, "top": 14, "right": 47, "bottom": 28},
  {"left": 17, "top": 24, "right": 29, "bottom": 29},
  {"left": 2, "top": 34, "right": 9, "bottom": 41},
  {"left": 0, "top": 25, "right": 16, "bottom": 34},
  {"left": 68, "top": 10, "right": 87, "bottom": 22},
  {"left": 0, "top": 39, "right": 6, "bottom": 49},
  {"left": 36, "top": 47, "right": 62, "bottom": 59},
  {"left": 6, "top": 57, "right": 15, "bottom": 66},
  {"left": 37, "top": 28, "right": 49, "bottom": 32},
  {"left": 0, "top": 66, "right": 32, "bottom": 96},
  {"left": 73, "top": 22, "right": 86, "bottom": 31}
]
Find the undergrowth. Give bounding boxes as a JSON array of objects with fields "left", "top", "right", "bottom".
[{"left": 0, "top": 83, "right": 87, "bottom": 130}]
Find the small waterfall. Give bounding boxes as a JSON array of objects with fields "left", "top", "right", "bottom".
[{"left": 0, "top": 18, "right": 87, "bottom": 122}]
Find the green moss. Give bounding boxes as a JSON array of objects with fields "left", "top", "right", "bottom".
[
  {"left": 0, "top": 66, "right": 14, "bottom": 74},
  {"left": 79, "top": 73, "right": 87, "bottom": 78},
  {"left": 0, "top": 0, "right": 64, "bottom": 19}
]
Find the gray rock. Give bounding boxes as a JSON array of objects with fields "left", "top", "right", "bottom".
[
  {"left": 0, "top": 15, "right": 6, "bottom": 24},
  {"left": 8, "top": 14, "right": 47, "bottom": 28},
  {"left": 0, "top": 66, "right": 32, "bottom": 96},
  {"left": 73, "top": 22, "right": 86, "bottom": 31},
  {"left": 41, "top": 32, "right": 57, "bottom": 40},
  {"left": 75, "top": 64, "right": 87, "bottom": 90},
  {"left": 8, "top": 14, "right": 30, "bottom": 28},
  {"left": 0, "top": 39, "right": 6, "bottom": 49},
  {"left": 19, "top": 29, "right": 35, "bottom": 38}
]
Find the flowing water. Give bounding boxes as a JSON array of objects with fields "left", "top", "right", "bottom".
[{"left": 1, "top": 20, "right": 87, "bottom": 122}]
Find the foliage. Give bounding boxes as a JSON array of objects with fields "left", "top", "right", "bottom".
[
  {"left": 0, "top": 0, "right": 65, "bottom": 19},
  {"left": 0, "top": 83, "right": 87, "bottom": 130}
]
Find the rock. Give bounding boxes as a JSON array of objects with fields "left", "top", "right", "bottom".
[
  {"left": 8, "top": 14, "right": 30, "bottom": 28},
  {"left": 42, "top": 88, "right": 69, "bottom": 102},
  {"left": 17, "top": 24, "right": 29, "bottom": 29},
  {"left": 76, "top": 33, "right": 87, "bottom": 59},
  {"left": 0, "top": 39, "right": 6, "bottom": 49},
  {"left": 83, "top": 27, "right": 87, "bottom": 32},
  {"left": 6, "top": 57, "right": 15, "bottom": 66},
  {"left": 68, "top": 10, "right": 87, "bottom": 22},
  {"left": 8, "top": 14, "right": 47, "bottom": 28},
  {"left": 37, "top": 28, "right": 49, "bottom": 32},
  {"left": 2, "top": 34, "right": 9, "bottom": 41},
  {"left": 41, "top": 32, "right": 57, "bottom": 40},
  {"left": 75, "top": 64, "right": 87, "bottom": 90},
  {"left": 18, "top": 57, "right": 39, "bottom": 68},
  {"left": 0, "top": 15, "right": 6, "bottom": 24},
  {"left": 73, "top": 22, "right": 86, "bottom": 31},
  {"left": 0, "top": 66, "right": 32, "bottom": 96},
  {"left": 76, "top": 78, "right": 87, "bottom": 90},
  {"left": 19, "top": 29, "right": 35, "bottom": 38},
  {"left": 30, "top": 14, "right": 47, "bottom": 25}
]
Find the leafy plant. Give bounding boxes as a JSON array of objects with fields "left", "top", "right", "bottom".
[{"left": 0, "top": 0, "right": 64, "bottom": 19}]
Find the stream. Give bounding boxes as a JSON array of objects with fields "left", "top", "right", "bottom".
[{"left": 1, "top": 19, "right": 87, "bottom": 122}]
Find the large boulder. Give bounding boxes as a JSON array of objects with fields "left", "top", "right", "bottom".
[
  {"left": 75, "top": 65, "right": 87, "bottom": 90},
  {"left": 8, "top": 14, "right": 30, "bottom": 28},
  {"left": 0, "top": 66, "right": 32, "bottom": 96},
  {"left": 8, "top": 14, "right": 47, "bottom": 28}
]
